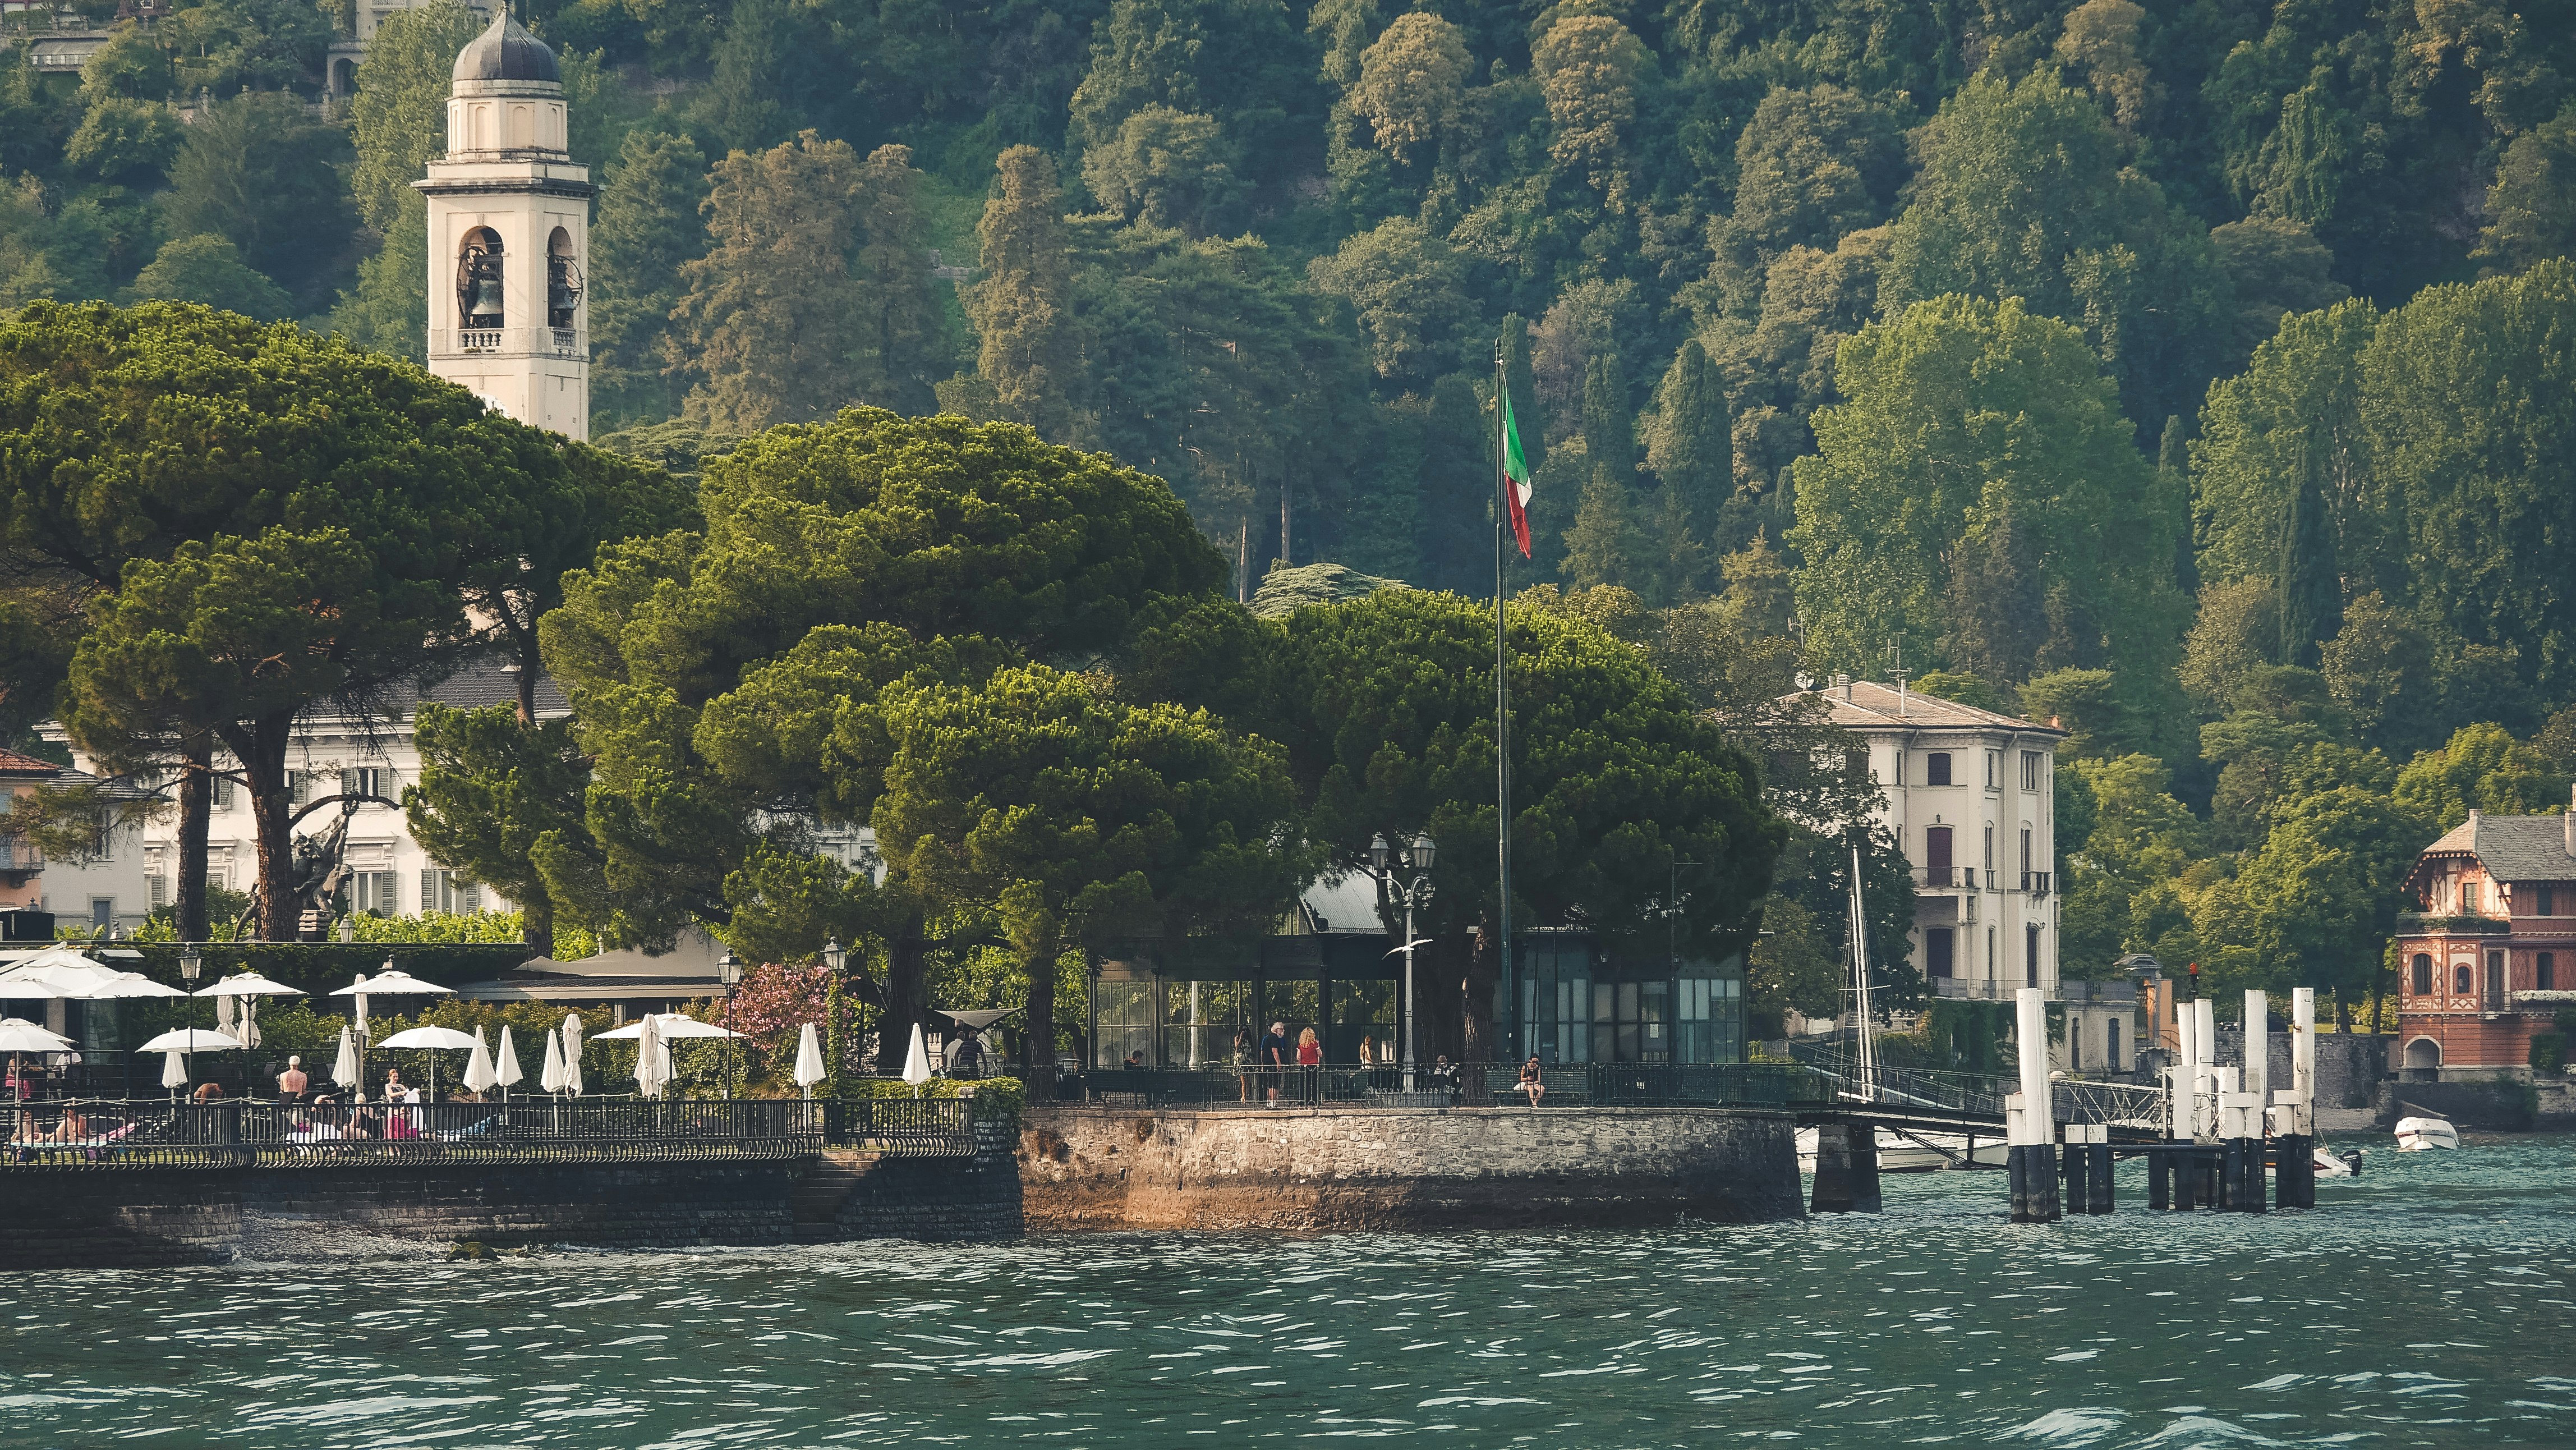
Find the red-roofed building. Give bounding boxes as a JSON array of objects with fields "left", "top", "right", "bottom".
[{"left": 2393, "top": 792, "right": 2576, "bottom": 1077}]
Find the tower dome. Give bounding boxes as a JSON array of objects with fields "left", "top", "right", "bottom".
[{"left": 453, "top": 11, "right": 559, "bottom": 85}]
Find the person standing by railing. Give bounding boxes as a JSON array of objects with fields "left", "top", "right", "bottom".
[
  {"left": 1261, "top": 1022, "right": 1291, "bottom": 1105},
  {"left": 1296, "top": 1027, "right": 1321, "bottom": 1105},
  {"left": 1234, "top": 1028, "right": 1255, "bottom": 1103}
]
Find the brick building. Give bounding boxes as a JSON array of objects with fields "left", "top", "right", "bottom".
[{"left": 2393, "top": 792, "right": 2576, "bottom": 1076}]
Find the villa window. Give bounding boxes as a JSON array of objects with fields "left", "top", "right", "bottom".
[
  {"left": 2540, "top": 952, "right": 2556, "bottom": 992},
  {"left": 2412, "top": 953, "right": 2432, "bottom": 997},
  {"left": 1927, "top": 752, "right": 1953, "bottom": 786},
  {"left": 2460, "top": 880, "right": 2481, "bottom": 915},
  {"left": 2454, "top": 963, "right": 2473, "bottom": 996}
]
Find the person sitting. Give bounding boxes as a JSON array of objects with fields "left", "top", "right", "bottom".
[
  {"left": 192, "top": 1080, "right": 226, "bottom": 1104},
  {"left": 1430, "top": 1055, "right": 1460, "bottom": 1100},
  {"left": 1518, "top": 1055, "right": 1545, "bottom": 1107},
  {"left": 277, "top": 1056, "right": 309, "bottom": 1103},
  {"left": 1124, "top": 1051, "right": 1146, "bottom": 1070}
]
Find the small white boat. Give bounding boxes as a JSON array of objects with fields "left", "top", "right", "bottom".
[
  {"left": 1798, "top": 1125, "right": 2011, "bottom": 1173},
  {"left": 2394, "top": 1115, "right": 2458, "bottom": 1151},
  {"left": 2312, "top": 1145, "right": 2358, "bottom": 1177}
]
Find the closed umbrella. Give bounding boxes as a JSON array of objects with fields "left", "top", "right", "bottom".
[
  {"left": 539, "top": 1029, "right": 565, "bottom": 1094},
  {"left": 559, "top": 1014, "right": 585, "bottom": 1096},
  {"left": 495, "top": 1026, "right": 522, "bottom": 1100},
  {"left": 332, "top": 1025, "right": 360, "bottom": 1093},
  {"left": 794, "top": 1022, "right": 825, "bottom": 1099},
  {"left": 634, "top": 1012, "right": 666, "bottom": 1100},
  {"left": 464, "top": 1027, "right": 497, "bottom": 1095},
  {"left": 161, "top": 1046, "right": 187, "bottom": 1096},
  {"left": 901, "top": 1023, "right": 932, "bottom": 1095}
]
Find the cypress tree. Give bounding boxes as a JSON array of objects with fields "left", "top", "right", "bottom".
[
  {"left": 1644, "top": 339, "right": 1730, "bottom": 547},
  {"left": 2279, "top": 458, "right": 2339, "bottom": 668},
  {"left": 968, "top": 145, "right": 1079, "bottom": 439},
  {"left": 1563, "top": 461, "right": 1648, "bottom": 594},
  {"left": 1580, "top": 352, "right": 1635, "bottom": 478}
]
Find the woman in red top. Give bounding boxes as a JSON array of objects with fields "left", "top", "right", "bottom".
[{"left": 1295, "top": 1027, "right": 1322, "bottom": 1105}]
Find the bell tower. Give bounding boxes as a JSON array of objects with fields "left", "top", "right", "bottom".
[{"left": 416, "top": 11, "right": 592, "bottom": 440}]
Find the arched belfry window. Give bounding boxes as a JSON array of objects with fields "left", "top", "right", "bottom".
[
  {"left": 457, "top": 228, "right": 504, "bottom": 329},
  {"left": 546, "top": 227, "right": 581, "bottom": 329}
]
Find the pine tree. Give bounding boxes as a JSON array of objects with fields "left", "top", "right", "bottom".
[
  {"left": 673, "top": 130, "right": 867, "bottom": 432},
  {"left": 968, "top": 145, "right": 1078, "bottom": 439},
  {"left": 1644, "top": 339, "right": 1729, "bottom": 548},
  {"left": 853, "top": 143, "right": 948, "bottom": 416},
  {"left": 1716, "top": 529, "right": 1796, "bottom": 636},
  {"left": 590, "top": 129, "right": 707, "bottom": 429},
  {"left": 1562, "top": 462, "right": 1647, "bottom": 593}
]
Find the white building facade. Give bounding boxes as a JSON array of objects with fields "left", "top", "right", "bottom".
[{"left": 1796, "top": 677, "right": 2067, "bottom": 1002}]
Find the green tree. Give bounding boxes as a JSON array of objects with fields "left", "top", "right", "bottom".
[
  {"left": 2478, "top": 102, "right": 2576, "bottom": 272},
  {"left": 1641, "top": 339, "right": 1729, "bottom": 550},
  {"left": 2393, "top": 723, "right": 2572, "bottom": 832},
  {"left": 2234, "top": 785, "right": 2422, "bottom": 1000},
  {"left": 852, "top": 143, "right": 950, "bottom": 417},
  {"left": 1561, "top": 462, "right": 1649, "bottom": 597},
  {"left": 1747, "top": 893, "right": 1841, "bottom": 1025},
  {"left": 1530, "top": 13, "right": 1645, "bottom": 209},
  {"left": 1080, "top": 105, "right": 1247, "bottom": 235},
  {"left": 870, "top": 663, "right": 1307, "bottom": 1069},
  {"left": 587, "top": 129, "right": 708, "bottom": 429},
  {"left": 124, "top": 235, "right": 291, "bottom": 320},
  {"left": 1790, "top": 296, "right": 2188, "bottom": 712},
  {"left": 1881, "top": 69, "right": 2230, "bottom": 434},
  {"left": 1305, "top": 217, "right": 1475, "bottom": 388},
  {"left": 405, "top": 705, "right": 591, "bottom": 956},
  {"left": 966, "top": 145, "right": 1079, "bottom": 439},
  {"left": 673, "top": 131, "right": 867, "bottom": 432},
  {"left": 2207, "top": 217, "right": 2348, "bottom": 368},
  {"left": 159, "top": 90, "right": 352, "bottom": 301},
  {"left": 1346, "top": 11, "right": 1468, "bottom": 168},
  {"left": 64, "top": 97, "right": 181, "bottom": 181},
  {"left": 2191, "top": 299, "right": 2379, "bottom": 596}
]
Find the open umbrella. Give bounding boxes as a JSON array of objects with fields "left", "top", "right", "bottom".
[
  {"left": 539, "top": 1029, "right": 565, "bottom": 1094},
  {"left": 0, "top": 1018, "right": 72, "bottom": 1054},
  {"left": 794, "top": 1022, "right": 826, "bottom": 1099},
  {"left": 378, "top": 1025, "right": 477, "bottom": 1100},
  {"left": 195, "top": 971, "right": 303, "bottom": 998},
  {"left": 137, "top": 1028, "right": 242, "bottom": 1053},
  {"left": 494, "top": 1027, "right": 522, "bottom": 1100},
  {"left": 559, "top": 1014, "right": 585, "bottom": 1096},
  {"left": 331, "top": 968, "right": 452, "bottom": 999},
  {"left": 84, "top": 973, "right": 188, "bottom": 1000},
  {"left": 594, "top": 1013, "right": 745, "bottom": 1040},
  {"left": 633, "top": 1012, "right": 668, "bottom": 1100},
  {"left": 464, "top": 1027, "right": 497, "bottom": 1095}
]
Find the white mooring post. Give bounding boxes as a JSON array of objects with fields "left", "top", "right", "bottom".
[
  {"left": 2011, "top": 988, "right": 2059, "bottom": 1223},
  {"left": 2192, "top": 998, "right": 2217, "bottom": 1140},
  {"left": 2275, "top": 987, "right": 2319, "bottom": 1208},
  {"left": 2236, "top": 990, "right": 2269, "bottom": 1213}
]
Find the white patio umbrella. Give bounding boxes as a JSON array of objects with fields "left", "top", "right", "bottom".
[
  {"left": 136, "top": 1028, "right": 243, "bottom": 1053},
  {"left": 794, "top": 1022, "right": 826, "bottom": 1099},
  {"left": 901, "top": 1023, "right": 932, "bottom": 1094},
  {"left": 0, "top": 1018, "right": 72, "bottom": 1054},
  {"left": 539, "top": 1029, "right": 565, "bottom": 1094},
  {"left": 496, "top": 1026, "right": 525, "bottom": 1101},
  {"left": 332, "top": 1024, "right": 361, "bottom": 1093},
  {"left": 0, "top": 1018, "right": 73, "bottom": 1104},
  {"left": 195, "top": 971, "right": 303, "bottom": 998},
  {"left": 84, "top": 972, "right": 188, "bottom": 1000},
  {"left": 633, "top": 1012, "right": 668, "bottom": 1099},
  {"left": 378, "top": 1025, "right": 477, "bottom": 1100},
  {"left": 559, "top": 1014, "right": 585, "bottom": 1096},
  {"left": 463, "top": 1026, "right": 498, "bottom": 1095},
  {"left": 331, "top": 968, "right": 453, "bottom": 999},
  {"left": 594, "top": 1013, "right": 744, "bottom": 1040},
  {"left": 161, "top": 1047, "right": 187, "bottom": 1095}
]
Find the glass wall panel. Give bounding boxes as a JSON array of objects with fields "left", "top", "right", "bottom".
[
  {"left": 1094, "top": 980, "right": 1156, "bottom": 1069},
  {"left": 1259, "top": 978, "right": 1322, "bottom": 1056},
  {"left": 1331, "top": 978, "right": 1395, "bottom": 1063},
  {"left": 1161, "top": 979, "right": 1254, "bottom": 1067}
]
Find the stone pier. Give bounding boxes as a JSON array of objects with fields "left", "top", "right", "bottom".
[{"left": 1018, "top": 1104, "right": 1803, "bottom": 1231}]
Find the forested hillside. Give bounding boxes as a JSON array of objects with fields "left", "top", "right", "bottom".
[{"left": 6, "top": 0, "right": 2576, "bottom": 1013}]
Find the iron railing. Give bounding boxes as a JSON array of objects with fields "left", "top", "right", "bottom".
[
  {"left": 821, "top": 1096, "right": 977, "bottom": 1156},
  {"left": 1791, "top": 1044, "right": 2167, "bottom": 1128},
  {"left": 1032, "top": 1061, "right": 1822, "bottom": 1111},
  {"left": 2, "top": 1098, "right": 822, "bottom": 1169}
]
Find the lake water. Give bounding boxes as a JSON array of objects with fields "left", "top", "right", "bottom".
[{"left": 4, "top": 1134, "right": 2572, "bottom": 1448}]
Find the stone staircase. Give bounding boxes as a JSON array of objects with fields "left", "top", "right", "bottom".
[{"left": 790, "top": 1150, "right": 873, "bottom": 1243}]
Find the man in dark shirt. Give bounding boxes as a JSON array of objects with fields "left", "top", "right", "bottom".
[{"left": 1260, "top": 1021, "right": 1291, "bottom": 1104}]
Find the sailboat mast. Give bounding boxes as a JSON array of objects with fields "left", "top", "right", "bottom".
[{"left": 1850, "top": 842, "right": 1876, "bottom": 1100}]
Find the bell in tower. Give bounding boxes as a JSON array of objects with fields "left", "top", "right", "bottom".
[{"left": 457, "top": 231, "right": 504, "bottom": 329}]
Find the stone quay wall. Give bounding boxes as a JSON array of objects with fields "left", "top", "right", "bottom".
[
  {"left": 2209, "top": 1028, "right": 2389, "bottom": 1108},
  {"left": 1018, "top": 1104, "right": 1803, "bottom": 1232},
  {"left": 0, "top": 1138, "right": 1027, "bottom": 1269}
]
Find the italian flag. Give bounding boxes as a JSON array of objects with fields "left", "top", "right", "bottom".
[{"left": 1502, "top": 388, "right": 1534, "bottom": 559}]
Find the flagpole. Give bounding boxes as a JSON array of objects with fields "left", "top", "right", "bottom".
[{"left": 1494, "top": 336, "right": 1512, "bottom": 1062}]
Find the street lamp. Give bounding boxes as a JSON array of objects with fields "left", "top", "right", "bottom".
[
  {"left": 178, "top": 944, "right": 203, "bottom": 1098},
  {"left": 717, "top": 947, "right": 742, "bottom": 1100},
  {"left": 1365, "top": 832, "right": 1436, "bottom": 1085},
  {"left": 821, "top": 938, "right": 845, "bottom": 974}
]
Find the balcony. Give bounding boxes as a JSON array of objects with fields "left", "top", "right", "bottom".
[
  {"left": 0, "top": 841, "right": 42, "bottom": 877},
  {"left": 2397, "top": 911, "right": 2511, "bottom": 936},
  {"left": 2022, "top": 870, "right": 2052, "bottom": 898},
  {"left": 1931, "top": 976, "right": 2041, "bottom": 1001},
  {"left": 1915, "top": 865, "right": 1981, "bottom": 889}
]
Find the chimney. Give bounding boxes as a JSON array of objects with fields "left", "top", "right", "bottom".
[{"left": 1834, "top": 671, "right": 1851, "bottom": 701}]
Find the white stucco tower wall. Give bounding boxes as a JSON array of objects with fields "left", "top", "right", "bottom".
[{"left": 416, "top": 12, "right": 593, "bottom": 440}]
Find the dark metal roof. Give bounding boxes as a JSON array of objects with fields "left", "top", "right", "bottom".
[
  {"left": 453, "top": 11, "right": 559, "bottom": 84},
  {"left": 2410, "top": 805, "right": 2576, "bottom": 887}
]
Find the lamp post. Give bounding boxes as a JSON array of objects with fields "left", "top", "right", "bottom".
[
  {"left": 178, "top": 944, "right": 203, "bottom": 1097},
  {"left": 1368, "top": 830, "right": 1437, "bottom": 1086},
  {"left": 717, "top": 947, "right": 742, "bottom": 1100}
]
